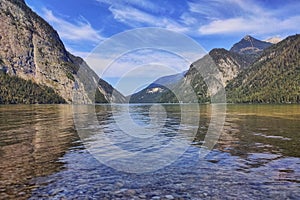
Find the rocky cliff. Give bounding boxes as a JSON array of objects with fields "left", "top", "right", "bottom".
[
  {"left": 0, "top": 0, "right": 125, "bottom": 104},
  {"left": 129, "top": 35, "right": 276, "bottom": 103}
]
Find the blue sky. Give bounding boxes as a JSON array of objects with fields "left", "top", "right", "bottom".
[{"left": 25, "top": 0, "right": 300, "bottom": 95}]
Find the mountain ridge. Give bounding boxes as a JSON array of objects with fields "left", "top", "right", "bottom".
[
  {"left": 130, "top": 35, "right": 269, "bottom": 103},
  {"left": 128, "top": 71, "right": 186, "bottom": 103},
  {"left": 226, "top": 34, "right": 300, "bottom": 103},
  {"left": 230, "top": 35, "right": 273, "bottom": 55},
  {"left": 0, "top": 0, "right": 125, "bottom": 104},
  {"left": 129, "top": 34, "right": 299, "bottom": 104}
]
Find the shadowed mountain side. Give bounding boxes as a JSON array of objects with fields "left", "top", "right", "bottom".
[
  {"left": 0, "top": 0, "right": 125, "bottom": 104},
  {"left": 129, "top": 34, "right": 299, "bottom": 104}
]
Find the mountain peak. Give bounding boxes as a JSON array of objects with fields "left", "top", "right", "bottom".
[
  {"left": 264, "top": 36, "right": 283, "bottom": 44},
  {"left": 243, "top": 35, "right": 253, "bottom": 41},
  {"left": 230, "top": 35, "right": 272, "bottom": 55},
  {"left": 0, "top": 0, "right": 125, "bottom": 104}
]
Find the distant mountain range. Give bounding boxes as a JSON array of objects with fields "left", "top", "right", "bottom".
[
  {"left": 0, "top": 0, "right": 298, "bottom": 104},
  {"left": 128, "top": 71, "right": 186, "bottom": 103},
  {"left": 129, "top": 34, "right": 300, "bottom": 104},
  {"left": 0, "top": 0, "right": 125, "bottom": 104},
  {"left": 264, "top": 36, "right": 282, "bottom": 44}
]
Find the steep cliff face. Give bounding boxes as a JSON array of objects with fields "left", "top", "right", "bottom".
[
  {"left": 205, "top": 48, "right": 252, "bottom": 86},
  {"left": 0, "top": 0, "right": 125, "bottom": 103}
]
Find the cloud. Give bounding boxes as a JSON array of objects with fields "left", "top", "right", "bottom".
[
  {"left": 180, "top": 13, "right": 198, "bottom": 26},
  {"left": 81, "top": 27, "right": 206, "bottom": 80},
  {"left": 199, "top": 17, "right": 260, "bottom": 34},
  {"left": 190, "top": 0, "right": 300, "bottom": 35},
  {"left": 64, "top": 46, "right": 91, "bottom": 59},
  {"left": 85, "top": 49, "right": 191, "bottom": 78},
  {"left": 198, "top": 15, "right": 300, "bottom": 35},
  {"left": 108, "top": 6, "right": 156, "bottom": 26},
  {"left": 42, "top": 8, "right": 104, "bottom": 43},
  {"left": 109, "top": 6, "right": 188, "bottom": 32},
  {"left": 96, "top": 0, "right": 188, "bottom": 33},
  {"left": 97, "top": 0, "right": 300, "bottom": 37},
  {"left": 96, "top": 0, "right": 162, "bottom": 13},
  {"left": 84, "top": 49, "right": 191, "bottom": 95}
]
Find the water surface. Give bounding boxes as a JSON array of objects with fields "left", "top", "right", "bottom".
[{"left": 0, "top": 104, "right": 299, "bottom": 199}]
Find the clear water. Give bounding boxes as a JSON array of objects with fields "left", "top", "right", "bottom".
[{"left": 0, "top": 104, "right": 299, "bottom": 199}]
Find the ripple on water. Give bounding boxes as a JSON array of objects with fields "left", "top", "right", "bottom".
[{"left": 1, "top": 104, "right": 300, "bottom": 199}]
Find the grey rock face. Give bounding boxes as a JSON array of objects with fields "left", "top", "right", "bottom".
[{"left": 0, "top": 0, "right": 125, "bottom": 103}]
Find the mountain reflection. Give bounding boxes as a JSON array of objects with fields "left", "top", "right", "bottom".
[
  {"left": 0, "top": 105, "right": 78, "bottom": 200},
  {"left": 213, "top": 105, "right": 300, "bottom": 158},
  {"left": 0, "top": 104, "right": 300, "bottom": 199}
]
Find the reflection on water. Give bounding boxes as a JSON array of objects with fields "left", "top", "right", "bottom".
[
  {"left": 74, "top": 104, "right": 206, "bottom": 173},
  {"left": 0, "top": 104, "right": 299, "bottom": 199},
  {"left": 0, "top": 105, "right": 79, "bottom": 200},
  {"left": 217, "top": 105, "right": 300, "bottom": 158}
]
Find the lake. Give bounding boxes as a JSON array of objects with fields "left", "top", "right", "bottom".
[{"left": 0, "top": 104, "right": 299, "bottom": 199}]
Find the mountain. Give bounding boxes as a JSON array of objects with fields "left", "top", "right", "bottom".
[
  {"left": 151, "top": 71, "right": 186, "bottom": 86},
  {"left": 129, "top": 48, "right": 250, "bottom": 103},
  {"left": 226, "top": 34, "right": 300, "bottom": 103},
  {"left": 128, "top": 71, "right": 185, "bottom": 103},
  {"left": 230, "top": 35, "right": 272, "bottom": 55},
  {"left": 129, "top": 34, "right": 299, "bottom": 104},
  {"left": 0, "top": 0, "right": 125, "bottom": 104},
  {"left": 265, "top": 36, "right": 282, "bottom": 44},
  {"left": 0, "top": 72, "right": 66, "bottom": 104},
  {"left": 129, "top": 35, "right": 270, "bottom": 103}
]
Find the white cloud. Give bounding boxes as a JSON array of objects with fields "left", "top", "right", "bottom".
[
  {"left": 64, "top": 46, "right": 92, "bottom": 59},
  {"left": 199, "top": 15, "right": 300, "bottom": 35},
  {"left": 95, "top": 0, "right": 188, "bottom": 33},
  {"left": 109, "top": 6, "right": 156, "bottom": 26},
  {"left": 199, "top": 17, "right": 258, "bottom": 34},
  {"left": 85, "top": 49, "right": 191, "bottom": 79},
  {"left": 99, "top": 0, "right": 300, "bottom": 37},
  {"left": 84, "top": 49, "right": 191, "bottom": 95},
  {"left": 107, "top": 5, "right": 188, "bottom": 33},
  {"left": 96, "top": 0, "right": 161, "bottom": 12},
  {"left": 193, "top": 0, "right": 300, "bottom": 35},
  {"left": 42, "top": 8, "right": 104, "bottom": 43},
  {"left": 180, "top": 13, "right": 198, "bottom": 26}
]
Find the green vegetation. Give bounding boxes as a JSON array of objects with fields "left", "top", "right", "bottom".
[
  {"left": 226, "top": 34, "right": 300, "bottom": 103},
  {"left": 131, "top": 35, "right": 300, "bottom": 104},
  {"left": 0, "top": 73, "right": 66, "bottom": 104},
  {"left": 129, "top": 85, "right": 178, "bottom": 103},
  {"left": 158, "top": 75, "right": 210, "bottom": 104},
  {"left": 95, "top": 89, "right": 108, "bottom": 103},
  {"left": 66, "top": 72, "right": 75, "bottom": 81}
]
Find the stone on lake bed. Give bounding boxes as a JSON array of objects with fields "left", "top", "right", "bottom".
[
  {"left": 165, "top": 194, "right": 175, "bottom": 199},
  {"left": 125, "top": 189, "right": 136, "bottom": 196},
  {"left": 151, "top": 196, "right": 161, "bottom": 200}
]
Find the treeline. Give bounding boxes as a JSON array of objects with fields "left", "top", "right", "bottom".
[
  {"left": 136, "top": 34, "right": 300, "bottom": 104},
  {"left": 0, "top": 73, "right": 66, "bottom": 104},
  {"left": 226, "top": 34, "right": 300, "bottom": 104}
]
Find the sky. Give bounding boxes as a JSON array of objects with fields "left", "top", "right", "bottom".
[{"left": 25, "top": 0, "right": 300, "bottom": 95}]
